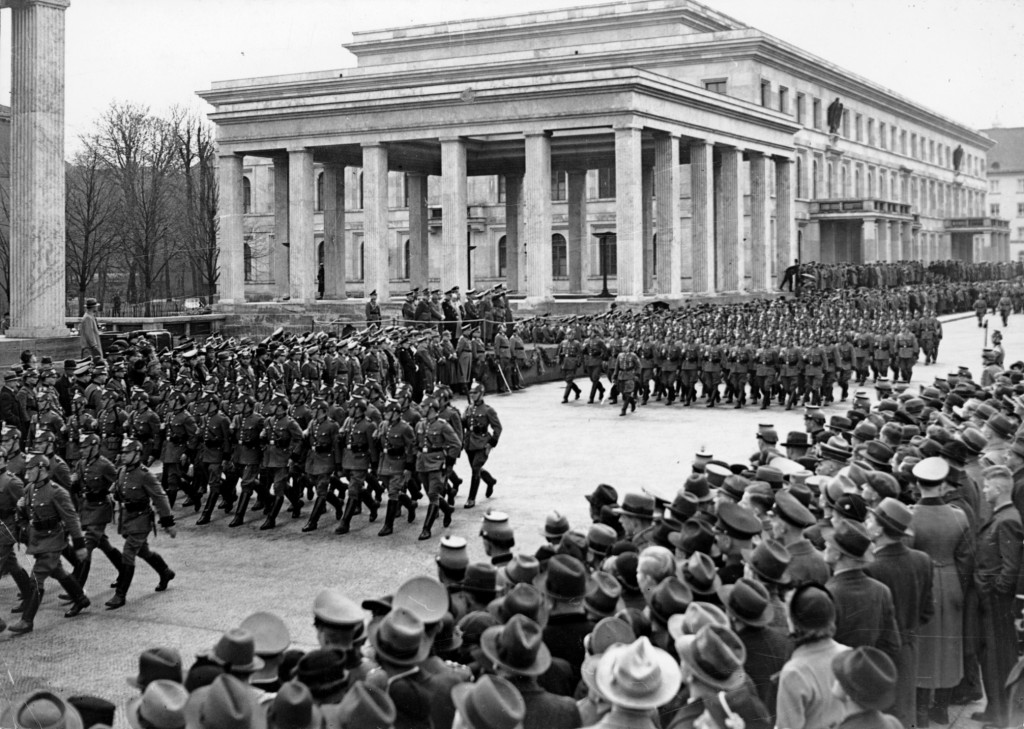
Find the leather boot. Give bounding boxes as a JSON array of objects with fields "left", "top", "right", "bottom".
[
  {"left": 9, "top": 586, "right": 41, "bottom": 634},
  {"left": 57, "top": 574, "right": 90, "bottom": 617},
  {"left": 62, "top": 556, "right": 92, "bottom": 600},
  {"left": 378, "top": 500, "right": 399, "bottom": 536},
  {"left": 229, "top": 491, "right": 252, "bottom": 528},
  {"left": 105, "top": 565, "right": 135, "bottom": 609},
  {"left": 465, "top": 477, "right": 479, "bottom": 509},
  {"left": 326, "top": 493, "right": 344, "bottom": 521},
  {"left": 335, "top": 498, "right": 358, "bottom": 535},
  {"left": 360, "top": 491, "right": 379, "bottom": 522},
  {"left": 10, "top": 568, "right": 34, "bottom": 614},
  {"left": 142, "top": 552, "right": 175, "bottom": 591},
  {"left": 399, "top": 493, "right": 417, "bottom": 523},
  {"left": 302, "top": 496, "right": 328, "bottom": 532},
  {"left": 99, "top": 535, "right": 123, "bottom": 585},
  {"left": 196, "top": 488, "right": 220, "bottom": 526},
  {"left": 483, "top": 472, "right": 496, "bottom": 499},
  {"left": 259, "top": 494, "right": 285, "bottom": 531},
  {"left": 439, "top": 498, "right": 454, "bottom": 528},
  {"left": 419, "top": 504, "right": 440, "bottom": 541}
]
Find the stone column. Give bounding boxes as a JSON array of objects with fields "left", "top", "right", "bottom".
[
  {"left": 215, "top": 154, "right": 245, "bottom": 304},
  {"left": 877, "top": 217, "right": 889, "bottom": 261},
  {"left": 273, "top": 157, "right": 290, "bottom": 297},
  {"left": 322, "top": 163, "right": 346, "bottom": 299},
  {"left": 8, "top": 0, "right": 70, "bottom": 337},
  {"left": 615, "top": 126, "right": 644, "bottom": 299},
  {"left": 717, "top": 147, "right": 743, "bottom": 291},
  {"left": 641, "top": 164, "right": 654, "bottom": 293},
  {"left": 901, "top": 222, "right": 912, "bottom": 260},
  {"left": 775, "top": 157, "right": 795, "bottom": 283},
  {"left": 860, "top": 217, "right": 878, "bottom": 263},
  {"left": 567, "top": 171, "right": 586, "bottom": 293},
  {"left": 407, "top": 173, "right": 429, "bottom": 290},
  {"left": 654, "top": 134, "right": 681, "bottom": 296},
  {"left": 504, "top": 175, "right": 522, "bottom": 292},
  {"left": 441, "top": 138, "right": 468, "bottom": 293},
  {"left": 362, "top": 143, "right": 391, "bottom": 302},
  {"left": 749, "top": 152, "right": 771, "bottom": 291},
  {"left": 524, "top": 133, "right": 553, "bottom": 302},
  {"left": 690, "top": 141, "right": 715, "bottom": 294},
  {"left": 287, "top": 149, "right": 316, "bottom": 302}
]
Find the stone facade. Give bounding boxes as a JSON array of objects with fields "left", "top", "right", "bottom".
[
  {"left": 984, "top": 127, "right": 1024, "bottom": 263},
  {"left": 200, "top": 0, "right": 994, "bottom": 305}
]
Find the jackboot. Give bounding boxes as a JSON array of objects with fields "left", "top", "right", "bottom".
[
  {"left": 378, "top": 500, "right": 400, "bottom": 536},
  {"left": 98, "top": 535, "right": 123, "bottom": 583},
  {"left": 465, "top": 477, "right": 480, "bottom": 509},
  {"left": 105, "top": 565, "right": 135, "bottom": 609},
  {"left": 9, "top": 567, "right": 34, "bottom": 614},
  {"left": 140, "top": 550, "right": 175, "bottom": 591},
  {"left": 57, "top": 574, "right": 90, "bottom": 617},
  {"left": 361, "top": 491, "right": 379, "bottom": 522},
  {"left": 439, "top": 498, "right": 454, "bottom": 528},
  {"left": 302, "top": 496, "right": 328, "bottom": 532},
  {"left": 483, "top": 472, "right": 496, "bottom": 499},
  {"left": 326, "top": 492, "right": 344, "bottom": 521},
  {"left": 335, "top": 498, "right": 358, "bottom": 535},
  {"left": 63, "top": 556, "right": 92, "bottom": 600},
  {"left": 259, "top": 494, "right": 285, "bottom": 531},
  {"left": 419, "top": 504, "right": 440, "bottom": 541},
  {"left": 229, "top": 491, "right": 252, "bottom": 528},
  {"left": 561, "top": 384, "right": 571, "bottom": 404},
  {"left": 399, "top": 493, "right": 417, "bottom": 523},
  {"left": 196, "top": 489, "right": 220, "bottom": 526},
  {"left": 8, "top": 586, "right": 41, "bottom": 634}
]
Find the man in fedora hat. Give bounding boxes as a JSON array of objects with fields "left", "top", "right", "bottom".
[
  {"left": 481, "top": 614, "right": 580, "bottom": 729},
  {"left": 673, "top": 624, "right": 758, "bottom": 728},
  {"left": 184, "top": 674, "right": 264, "bottom": 729},
  {"left": 831, "top": 647, "right": 902, "bottom": 729},
  {"left": 81, "top": 298, "right": 103, "bottom": 358},
  {"left": 824, "top": 520, "right": 899, "bottom": 665},
  {"left": 327, "top": 682, "right": 397, "bottom": 729},
  {"left": 1, "top": 690, "right": 86, "bottom": 729},
  {"left": 864, "top": 497, "right": 933, "bottom": 726},
  {"left": 591, "top": 637, "right": 681, "bottom": 729},
  {"left": 451, "top": 675, "right": 525, "bottom": 729},
  {"left": 536, "top": 554, "right": 591, "bottom": 686},
  {"left": 128, "top": 680, "right": 189, "bottom": 729}
]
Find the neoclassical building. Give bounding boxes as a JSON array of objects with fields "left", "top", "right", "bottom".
[{"left": 201, "top": 0, "right": 1002, "bottom": 306}]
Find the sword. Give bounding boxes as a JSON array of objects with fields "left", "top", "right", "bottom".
[{"left": 495, "top": 361, "right": 511, "bottom": 394}]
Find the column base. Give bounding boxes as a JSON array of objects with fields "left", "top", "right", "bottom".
[{"left": 7, "top": 327, "right": 71, "bottom": 339}]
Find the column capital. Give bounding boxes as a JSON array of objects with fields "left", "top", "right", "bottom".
[
  {"left": 439, "top": 135, "right": 466, "bottom": 144},
  {"left": 2, "top": 0, "right": 71, "bottom": 9},
  {"left": 652, "top": 130, "right": 681, "bottom": 140},
  {"left": 612, "top": 124, "right": 643, "bottom": 133},
  {"left": 360, "top": 141, "right": 387, "bottom": 149},
  {"left": 522, "top": 130, "right": 551, "bottom": 139}
]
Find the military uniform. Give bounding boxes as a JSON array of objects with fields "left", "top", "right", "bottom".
[
  {"left": 195, "top": 406, "right": 234, "bottom": 525},
  {"left": 375, "top": 415, "right": 416, "bottom": 536},
  {"left": 583, "top": 337, "right": 607, "bottom": 403},
  {"left": 335, "top": 412, "right": 379, "bottom": 534},
  {"left": 0, "top": 468, "right": 34, "bottom": 615},
  {"left": 556, "top": 337, "right": 582, "bottom": 402},
  {"left": 299, "top": 416, "right": 342, "bottom": 532},
  {"left": 259, "top": 410, "right": 304, "bottom": 530},
  {"left": 612, "top": 348, "right": 641, "bottom": 416},
  {"left": 462, "top": 397, "right": 501, "bottom": 506},
  {"left": 414, "top": 413, "right": 460, "bottom": 539},
  {"left": 160, "top": 406, "right": 197, "bottom": 506},
  {"left": 72, "top": 453, "right": 122, "bottom": 591}
]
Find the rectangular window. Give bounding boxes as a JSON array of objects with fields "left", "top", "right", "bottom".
[
  {"left": 1018, "top": 202, "right": 1024, "bottom": 216},
  {"left": 704, "top": 79, "right": 727, "bottom": 94},
  {"left": 597, "top": 167, "right": 616, "bottom": 199},
  {"left": 552, "top": 234, "right": 567, "bottom": 278},
  {"left": 911, "top": 134, "right": 918, "bottom": 158},
  {"left": 551, "top": 170, "right": 567, "bottom": 201},
  {"left": 842, "top": 111, "right": 850, "bottom": 138},
  {"left": 867, "top": 119, "right": 875, "bottom": 146},
  {"left": 796, "top": 93, "right": 805, "bottom": 124},
  {"left": 879, "top": 123, "right": 887, "bottom": 149},
  {"left": 900, "top": 130, "right": 907, "bottom": 155},
  {"left": 497, "top": 175, "right": 506, "bottom": 203},
  {"left": 1018, "top": 227, "right": 1024, "bottom": 240},
  {"left": 990, "top": 179, "right": 1000, "bottom": 193},
  {"left": 1017, "top": 178, "right": 1024, "bottom": 194},
  {"left": 498, "top": 236, "right": 507, "bottom": 277},
  {"left": 855, "top": 114, "right": 863, "bottom": 142},
  {"left": 778, "top": 86, "right": 788, "bottom": 114},
  {"left": 812, "top": 98, "right": 821, "bottom": 130},
  {"left": 991, "top": 203, "right": 1001, "bottom": 216},
  {"left": 760, "top": 79, "right": 771, "bottom": 107},
  {"left": 929, "top": 140, "right": 935, "bottom": 163},
  {"left": 891, "top": 127, "right": 897, "bottom": 152}
]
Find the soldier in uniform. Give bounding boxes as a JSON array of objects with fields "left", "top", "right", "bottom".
[
  {"left": 335, "top": 397, "right": 379, "bottom": 535},
  {"left": 7, "top": 451, "right": 90, "bottom": 634},
  {"left": 0, "top": 447, "right": 35, "bottom": 618},
  {"left": 436, "top": 386, "right": 464, "bottom": 505},
  {"left": 660, "top": 336, "right": 682, "bottom": 406},
  {"left": 375, "top": 399, "right": 416, "bottom": 537},
  {"left": 455, "top": 326, "right": 473, "bottom": 395},
  {"left": 299, "top": 398, "right": 343, "bottom": 533},
  {"left": 509, "top": 326, "right": 527, "bottom": 391},
  {"left": 701, "top": 339, "right": 723, "bottom": 408},
  {"left": 195, "top": 392, "right": 234, "bottom": 525},
  {"left": 493, "top": 327, "right": 513, "bottom": 395},
  {"left": 726, "top": 340, "right": 751, "bottom": 409},
  {"left": 462, "top": 382, "right": 501, "bottom": 508},
  {"left": 895, "top": 322, "right": 919, "bottom": 382},
  {"left": 872, "top": 330, "right": 892, "bottom": 382},
  {"left": 752, "top": 343, "right": 778, "bottom": 411},
  {"left": 415, "top": 398, "right": 460, "bottom": 540},
  {"left": 637, "top": 334, "right": 657, "bottom": 405},
  {"left": 16, "top": 368, "right": 39, "bottom": 444},
  {"left": 835, "top": 332, "right": 855, "bottom": 401},
  {"left": 612, "top": 339, "right": 641, "bottom": 417},
  {"left": 68, "top": 433, "right": 122, "bottom": 595},
  {"left": 582, "top": 332, "right": 607, "bottom": 404},
  {"left": 228, "top": 394, "right": 265, "bottom": 528},
  {"left": 853, "top": 329, "right": 873, "bottom": 385},
  {"left": 556, "top": 331, "right": 583, "bottom": 403},
  {"left": 258, "top": 394, "right": 304, "bottom": 531},
  {"left": 803, "top": 339, "right": 826, "bottom": 407},
  {"left": 365, "top": 290, "right": 382, "bottom": 329},
  {"left": 780, "top": 338, "right": 803, "bottom": 410},
  {"left": 104, "top": 440, "right": 177, "bottom": 610},
  {"left": 126, "top": 390, "right": 160, "bottom": 467},
  {"left": 159, "top": 390, "right": 197, "bottom": 508},
  {"left": 679, "top": 336, "right": 702, "bottom": 407}
]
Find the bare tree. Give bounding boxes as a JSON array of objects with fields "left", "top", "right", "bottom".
[
  {"left": 171, "top": 106, "right": 219, "bottom": 300},
  {"left": 65, "top": 148, "right": 122, "bottom": 315},
  {"left": 89, "top": 102, "right": 182, "bottom": 316}
]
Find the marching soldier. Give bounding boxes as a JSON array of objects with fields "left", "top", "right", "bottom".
[
  {"left": 0, "top": 447, "right": 35, "bottom": 618},
  {"left": 194, "top": 392, "right": 234, "bottom": 526},
  {"left": 583, "top": 332, "right": 607, "bottom": 404},
  {"left": 375, "top": 399, "right": 416, "bottom": 537},
  {"left": 436, "top": 386, "right": 464, "bottom": 505},
  {"left": 414, "top": 397, "right": 459, "bottom": 541},
  {"left": 126, "top": 390, "right": 161, "bottom": 467},
  {"left": 258, "top": 394, "right": 304, "bottom": 531},
  {"left": 612, "top": 340, "right": 641, "bottom": 417},
  {"left": 335, "top": 397, "right": 379, "bottom": 535},
  {"left": 660, "top": 336, "right": 681, "bottom": 406},
  {"left": 228, "top": 394, "right": 265, "bottom": 528},
  {"left": 872, "top": 330, "right": 893, "bottom": 382},
  {"left": 462, "top": 382, "right": 501, "bottom": 509},
  {"left": 104, "top": 439, "right": 177, "bottom": 610},
  {"left": 68, "top": 433, "right": 123, "bottom": 595},
  {"left": 835, "top": 332, "right": 855, "bottom": 401},
  {"left": 637, "top": 334, "right": 657, "bottom": 405},
  {"left": 752, "top": 343, "right": 778, "bottom": 411},
  {"left": 700, "top": 340, "right": 723, "bottom": 408},
  {"left": 159, "top": 390, "right": 197, "bottom": 508},
  {"left": 895, "top": 323, "right": 919, "bottom": 382},
  {"left": 679, "top": 336, "right": 702, "bottom": 407},
  {"left": 556, "top": 331, "right": 583, "bottom": 403},
  {"left": 300, "top": 397, "right": 343, "bottom": 533},
  {"left": 780, "top": 338, "right": 803, "bottom": 411}
]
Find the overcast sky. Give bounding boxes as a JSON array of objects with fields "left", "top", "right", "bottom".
[{"left": 1, "top": 0, "right": 1018, "bottom": 152}]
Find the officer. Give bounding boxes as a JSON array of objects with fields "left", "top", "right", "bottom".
[
  {"left": 583, "top": 332, "right": 607, "bottom": 404},
  {"left": 612, "top": 339, "right": 641, "bottom": 416},
  {"left": 228, "top": 393, "right": 266, "bottom": 528},
  {"left": 493, "top": 328, "right": 513, "bottom": 395},
  {"left": 159, "top": 390, "right": 197, "bottom": 508},
  {"left": 68, "top": 433, "right": 122, "bottom": 595},
  {"left": 895, "top": 323, "right": 919, "bottom": 382},
  {"left": 194, "top": 392, "right": 234, "bottom": 525},
  {"left": 455, "top": 325, "right": 473, "bottom": 395},
  {"left": 365, "top": 290, "right": 382, "bottom": 329},
  {"left": 0, "top": 446, "right": 35, "bottom": 618},
  {"left": 436, "top": 386, "right": 464, "bottom": 505},
  {"left": 105, "top": 439, "right": 177, "bottom": 610},
  {"left": 375, "top": 399, "right": 416, "bottom": 537},
  {"left": 7, "top": 451, "right": 90, "bottom": 634},
  {"left": 300, "top": 397, "right": 342, "bottom": 533},
  {"left": 556, "top": 331, "right": 583, "bottom": 403},
  {"left": 335, "top": 397, "right": 379, "bottom": 535},
  {"left": 509, "top": 326, "right": 527, "bottom": 391},
  {"left": 462, "top": 382, "right": 501, "bottom": 508},
  {"left": 126, "top": 390, "right": 160, "bottom": 466},
  {"left": 415, "top": 398, "right": 460, "bottom": 540},
  {"left": 259, "top": 394, "right": 304, "bottom": 531}
]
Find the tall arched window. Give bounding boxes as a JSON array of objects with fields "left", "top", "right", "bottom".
[
  {"left": 498, "top": 235, "right": 507, "bottom": 277},
  {"left": 244, "top": 242, "right": 252, "bottom": 281},
  {"left": 242, "top": 177, "right": 252, "bottom": 214},
  {"left": 404, "top": 239, "right": 411, "bottom": 279},
  {"left": 315, "top": 172, "right": 324, "bottom": 212},
  {"left": 358, "top": 172, "right": 364, "bottom": 209},
  {"left": 879, "top": 172, "right": 887, "bottom": 201},
  {"left": 840, "top": 165, "right": 848, "bottom": 198},
  {"left": 868, "top": 168, "right": 875, "bottom": 198},
  {"left": 359, "top": 242, "right": 365, "bottom": 281},
  {"left": 854, "top": 168, "right": 862, "bottom": 197},
  {"left": 796, "top": 156, "right": 803, "bottom": 198},
  {"left": 552, "top": 234, "right": 567, "bottom": 277},
  {"left": 811, "top": 160, "right": 819, "bottom": 199},
  {"left": 826, "top": 162, "right": 834, "bottom": 198}
]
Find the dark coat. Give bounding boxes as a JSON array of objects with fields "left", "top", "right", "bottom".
[
  {"left": 838, "top": 710, "right": 903, "bottom": 729},
  {"left": 508, "top": 676, "right": 581, "bottom": 729},
  {"left": 737, "top": 623, "right": 792, "bottom": 720},
  {"left": 826, "top": 569, "right": 901, "bottom": 665},
  {"left": 542, "top": 612, "right": 593, "bottom": 686}
]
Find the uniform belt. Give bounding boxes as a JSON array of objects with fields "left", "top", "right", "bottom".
[
  {"left": 85, "top": 494, "right": 108, "bottom": 505},
  {"left": 32, "top": 517, "right": 61, "bottom": 531},
  {"left": 124, "top": 502, "right": 150, "bottom": 516}
]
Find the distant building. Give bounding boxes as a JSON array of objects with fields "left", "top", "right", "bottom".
[
  {"left": 203, "top": 0, "right": 1000, "bottom": 305},
  {"left": 984, "top": 127, "right": 1024, "bottom": 263}
]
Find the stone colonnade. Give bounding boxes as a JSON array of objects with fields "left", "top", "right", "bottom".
[{"left": 218, "top": 131, "right": 795, "bottom": 304}]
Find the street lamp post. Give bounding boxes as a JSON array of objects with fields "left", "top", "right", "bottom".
[{"left": 595, "top": 232, "right": 615, "bottom": 298}]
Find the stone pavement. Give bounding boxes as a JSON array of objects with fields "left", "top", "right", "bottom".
[{"left": 0, "top": 311, "right": 1016, "bottom": 728}]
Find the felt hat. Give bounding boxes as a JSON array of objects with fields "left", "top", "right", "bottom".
[
  {"left": 987, "top": 413, "right": 1016, "bottom": 439},
  {"left": 667, "top": 490, "right": 701, "bottom": 521},
  {"left": 864, "top": 471, "right": 900, "bottom": 501},
  {"left": 587, "top": 616, "right": 637, "bottom": 656},
  {"left": 584, "top": 571, "right": 624, "bottom": 619},
  {"left": 66, "top": 696, "right": 115, "bottom": 729},
  {"left": 718, "top": 577, "right": 774, "bottom": 628},
  {"left": 587, "top": 524, "right": 618, "bottom": 556},
  {"left": 647, "top": 576, "right": 694, "bottom": 626},
  {"left": 1, "top": 692, "right": 84, "bottom": 729},
  {"left": 666, "top": 602, "right": 729, "bottom": 642},
  {"left": 128, "top": 681, "right": 189, "bottom": 729},
  {"left": 871, "top": 497, "right": 913, "bottom": 536},
  {"left": 613, "top": 493, "right": 655, "bottom": 520},
  {"left": 492, "top": 583, "right": 545, "bottom": 624},
  {"left": 292, "top": 650, "right": 348, "bottom": 697},
  {"left": 239, "top": 612, "right": 290, "bottom": 657},
  {"left": 820, "top": 437, "right": 853, "bottom": 463},
  {"left": 782, "top": 431, "right": 810, "bottom": 448},
  {"left": 720, "top": 475, "right": 749, "bottom": 503},
  {"left": 595, "top": 638, "right": 682, "bottom": 710},
  {"left": 683, "top": 474, "right": 713, "bottom": 502},
  {"left": 501, "top": 553, "right": 541, "bottom": 586},
  {"left": 833, "top": 493, "right": 868, "bottom": 523},
  {"left": 741, "top": 538, "right": 791, "bottom": 585},
  {"left": 585, "top": 484, "right": 619, "bottom": 508},
  {"left": 862, "top": 440, "right": 895, "bottom": 469},
  {"left": 450, "top": 675, "right": 525, "bottom": 729},
  {"left": 832, "top": 646, "right": 898, "bottom": 711},
  {"left": 480, "top": 614, "right": 552, "bottom": 676},
  {"left": 789, "top": 583, "right": 836, "bottom": 631},
  {"left": 184, "top": 675, "right": 266, "bottom": 729},
  {"left": 128, "top": 647, "right": 184, "bottom": 689},
  {"left": 534, "top": 554, "right": 587, "bottom": 601},
  {"left": 705, "top": 464, "right": 731, "bottom": 489},
  {"left": 675, "top": 624, "right": 747, "bottom": 691},
  {"left": 755, "top": 466, "right": 784, "bottom": 488},
  {"left": 669, "top": 518, "right": 715, "bottom": 556},
  {"left": 829, "top": 519, "right": 873, "bottom": 560},
  {"left": 541, "top": 511, "right": 570, "bottom": 540},
  {"left": 679, "top": 552, "right": 721, "bottom": 596},
  {"left": 326, "top": 683, "right": 396, "bottom": 729},
  {"left": 199, "top": 629, "right": 265, "bottom": 674},
  {"left": 460, "top": 563, "right": 499, "bottom": 597},
  {"left": 369, "top": 608, "right": 430, "bottom": 667}
]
